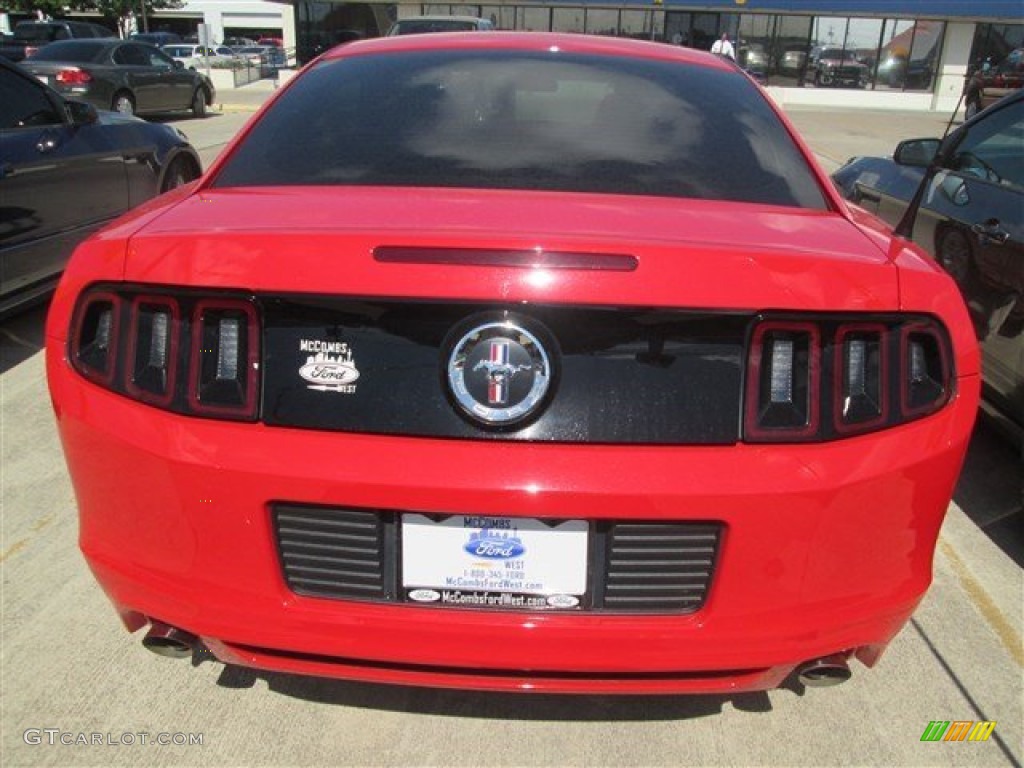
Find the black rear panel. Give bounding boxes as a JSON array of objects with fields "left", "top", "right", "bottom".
[
  {"left": 272, "top": 503, "right": 722, "bottom": 614},
  {"left": 261, "top": 298, "right": 748, "bottom": 444}
]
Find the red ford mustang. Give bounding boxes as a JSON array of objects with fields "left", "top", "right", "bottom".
[{"left": 47, "top": 32, "right": 979, "bottom": 695}]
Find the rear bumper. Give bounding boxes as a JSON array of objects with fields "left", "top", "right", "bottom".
[{"left": 49, "top": 342, "right": 980, "bottom": 693}]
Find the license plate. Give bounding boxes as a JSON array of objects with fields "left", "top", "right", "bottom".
[{"left": 401, "top": 514, "right": 588, "bottom": 610}]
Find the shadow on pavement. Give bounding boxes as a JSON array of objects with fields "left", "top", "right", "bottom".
[
  {"left": 207, "top": 659, "right": 795, "bottom": 719},
  {"left": 0, "top": 300, "right": 49, "bottom": 376},
  {"left": 953, "top": 417, "right": 1023, "bottom": 568}
]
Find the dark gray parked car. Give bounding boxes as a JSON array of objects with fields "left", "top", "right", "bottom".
[
  {"left": 832, "top": 91, "right": 1023, "bottom": 443},
  {"left": 0, "top": 59, "right": 201, "bottom": 315},
  {"left": 20, "top": 39, "right": 214, "bottom": 118}
]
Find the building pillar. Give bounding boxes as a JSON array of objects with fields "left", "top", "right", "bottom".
[
  {"left": 204, "top": 9, "right": 226, "bottom": 44},
  {"left": 933, "top": 22, "right": 975, "bottom": 114}
]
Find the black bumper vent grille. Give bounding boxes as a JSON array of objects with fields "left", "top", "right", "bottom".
[
  {"left": 272, "top": 504, "right": 720, "bottom": 613},
  {"left": 274, "top": 505, "right": 393, "bottom": 601},
  {"left": 602, "top": 523, "right": 720, "bottom": 612}
]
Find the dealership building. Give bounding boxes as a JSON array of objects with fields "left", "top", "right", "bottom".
[
  {"left": 289, "top": 0, "right": 1022, "bottom": 112},
  {"left": 9, "top": 0, "right": 1018, "bottom": 112}
]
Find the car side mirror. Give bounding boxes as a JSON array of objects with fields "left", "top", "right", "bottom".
[
  {"left": 67, "top": 100, "right": 99, "bottom": 126},
  {"left": 893, "top": 138, "right": 940, "bottom": 168},
  {"left": 173, "top": 60, "right": 184, "bottom": 69}
]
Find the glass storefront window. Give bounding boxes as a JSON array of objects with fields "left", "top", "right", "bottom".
[
  {"left": 970, "top": 23, "right": 1024, "bottom": 73},
  {"left": 296, "top": 3, "right": 958, "bottom": 96},
  {"left": 297, "top": 0, "right": 393, "bottom": 63},
  {"left": 690, "top": 13, "right": 718, "bottom": 50},
  {"left": 552, "top": 7, "right": 585, "bottom": 33},
  {"left": 771, "top": 15, "right": 813, "bottom": 87},
  {"left": 875, "top": 19, "right": 913, "bottom": 88},
  {"left": 842, "top": 17, "right": 884, "bottom": 86},
  {"left": 737, "top": 14, "right": 773, "bottom": 81},
  {"left": 619, "top": 9, "right": 656, "bottom": 41},
  {"left": 585, "top": 9, "right": 619, "bottom": 37},
  {"left": 480, "top": 5, "right": 513, "bottom": 29},
  {"left": 517, "top": 6, "right": 550, "bottom": 32},
  {"left": 874, "top": 19, "right": 943, "bottom": 91}
]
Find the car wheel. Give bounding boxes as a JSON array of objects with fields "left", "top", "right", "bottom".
[
  {"left": 160, "top": 156, "right": 200, "bottom": 193},
  {"left": 191, "top": 88, "right": 207, "bottom": 118},
  {"left": 112, "top": 92, "right": 135, "bottom": 116},
  {"left": 936, "top": 227, "right": 973, "bottom": 285}
]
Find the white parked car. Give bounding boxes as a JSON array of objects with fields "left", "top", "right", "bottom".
[
  {"left": 161, "top": 44, "right": 238, "bottom": 70},
  {"left": 387, "top": 16, "right": 495, "bottom": 35}
]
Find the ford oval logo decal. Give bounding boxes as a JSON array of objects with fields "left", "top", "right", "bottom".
[
  {"left": 464, "top": 530, "right": 525, "bottom": 559},
  {"left": 299, "top": 362, "right": 359, "bottom": 386}
]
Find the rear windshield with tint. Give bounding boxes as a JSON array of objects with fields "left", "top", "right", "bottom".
[
  {"left": 28, "top": 41, "right": 106, "bottom": 62},
  {"left": 393, "top": 20, "right": 482, "bottom": 34},
  {"left": 213, "top": 50, "right": 827, "bottom": 208},
  {"left": 14, "top": 23, "right": 64, "bottom": 43}
]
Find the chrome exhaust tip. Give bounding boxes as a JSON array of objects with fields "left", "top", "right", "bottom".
[
  {"left": 142, "top": 620, "right": 196, "bottom": 659},
  {"left": 796, "top": 655, "right": 852, "bottom": 687}
]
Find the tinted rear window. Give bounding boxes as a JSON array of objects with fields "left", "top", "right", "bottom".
[
  {"left": 14, "top": 23, "right": 62, "bottom": 43},
  {"left": 393, "top": 20, "right": 481, "bottom": 34},
  {"left": 29, "top": 41, "right": 106, "bottom": 62},
  {"left": 213, "top": 50, "right": 827, "bottom": 208}
]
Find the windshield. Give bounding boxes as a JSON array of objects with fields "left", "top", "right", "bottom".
[{"left": 213, "top": 50, "right": 826, "bottom": 209}]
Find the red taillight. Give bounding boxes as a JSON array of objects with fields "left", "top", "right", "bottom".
[
  {"left": 900, "top": 323, "right": 952, "bottom": 418},
  {"left": 125, "top": 296, "right": 180, "bottom": 407},
  {"left": 744, "top": 322, "right": 821, "bottom": 441},
  {"left": 70, "top": 292, "right": 121, "bottom": 386},
  {"left": 188, "top": 300, "right": 260, "bottom": 418},
  {"left": 833, "top": 323, "right": 888, "bottom": 434},
  {"left": 55, "top": 68, "right": 92, "bottom": 86},
  {"left": 70, "top": 287, "right": 260, "bottom": 421},
  {"left": 745, "top": 315, "right": 954, "bottom": 443}
]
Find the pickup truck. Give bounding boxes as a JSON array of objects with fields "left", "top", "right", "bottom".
[
  {"left": 0, "top": 32, "right": 30, "bottom": 62},
  {"left": 0, "top": 20, "right": 116, "bottom": 62}
]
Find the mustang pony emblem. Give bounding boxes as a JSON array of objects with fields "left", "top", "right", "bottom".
[{"left": 473, "top": 340, "right": 532, "bottom": 405}]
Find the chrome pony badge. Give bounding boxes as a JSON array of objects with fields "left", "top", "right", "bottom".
[
  {"left": 298, "top": 339, "right": 359, "bottom": 393},
  {"left": 447, "top": 319, "right": 552, "bottom": 426}
]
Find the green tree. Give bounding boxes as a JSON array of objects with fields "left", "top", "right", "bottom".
[
  {"left": 88, "top": 0, "right": 184, "bottom": 34},
  {"left": 6, "top": 0, "right": 183, "bottom": 34},
  {"left": 5, "top": 0, "right": 90, "bottom": 18}
]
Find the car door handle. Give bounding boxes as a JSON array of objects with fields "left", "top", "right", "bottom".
[
  {"left": 36, "top": 131, "right": 60, "bottom": 153},
  {"left": 971, "top": 219, "right": 1010, "bottom": 245},
  {"left": 0, "top": 161, "right": 12, "bottom": 179}
]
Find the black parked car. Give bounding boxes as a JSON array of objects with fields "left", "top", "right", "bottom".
[
  {"left": 130, "top": 31, "right": 184, "bottom": 47},
  {"left": 832, "top": 91, "right": 1023, "bottom": 443},
  {"left": 0, "top": 59, "right": 202, "bottom": 315},
  {"left": 20, "top": 39, "right": 214, "bottom": 117}
]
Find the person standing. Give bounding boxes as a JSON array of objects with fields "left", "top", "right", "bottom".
[{"left": 711, "top": 33, "right": 736, "bottom": 60}]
